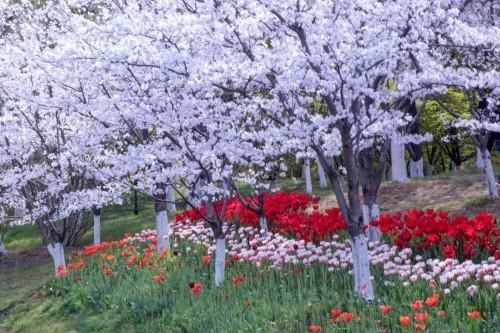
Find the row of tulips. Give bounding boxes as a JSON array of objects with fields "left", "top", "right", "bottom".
[
  {"left": 175, "top": 191, "right": 346, "bottom": 241},
  {"left": 371, "top": 209, "right": 499, "bottom": 260},
  {"left": 124, "top": 221, "right": 500, "bottom": 297},
  {"left": 176, "top": 191, "right": 499, "bottom": 261}
]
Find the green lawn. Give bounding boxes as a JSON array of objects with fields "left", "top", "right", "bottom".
[{"left": 0, "top": 203, "right": 157, "bottom": 329}]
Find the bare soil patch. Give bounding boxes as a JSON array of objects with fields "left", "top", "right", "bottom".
[
  {"left": 0, "top": 247, "right": 50, "bottom": 271},
  {"left": 319, "top": 173, "right": 500, "bottom": 217}
]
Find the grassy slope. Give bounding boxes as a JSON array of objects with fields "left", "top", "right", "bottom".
[
  {"left": 0, "top": 205, "right": 157, "bottom": 323},
  {"left": 1, "top": 158, "right": 499, "bottom": 331}
]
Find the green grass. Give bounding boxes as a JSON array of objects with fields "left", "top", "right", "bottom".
[
  {"left": 0, "top": 203, "right": 157, "bottom": 326},
  {"left": 0, "top": 259, "right": 52, "bottom": 311},
  {"left": 3, "top": 224, "right": 44, "bottom": 251},
  {"left": 3, "top": 204, "right": 157, "bottom": 252}
]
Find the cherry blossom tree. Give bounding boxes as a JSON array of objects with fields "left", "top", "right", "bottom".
[
  {"left": 189, "top": 0, "right": 491, "bottom": 301},
  {"left": 428, "top": 0, "right": 499, "bottom": 198},
  {"left": 0, "top": 1, "right": 127, "bottom": 275}
]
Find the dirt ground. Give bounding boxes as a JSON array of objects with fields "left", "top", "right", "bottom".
[
  {"left": 319, "top": 173, "right": 500, "bottom": 217},
  {"left": 0, "top": 247, "right": 50, "bottom": 271}
]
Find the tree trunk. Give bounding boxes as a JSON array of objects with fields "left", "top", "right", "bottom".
[
  {"left": 480, "top": 147, "right": 498, "bottom": 199},
  {"left": 362, "top": 201, "right": 381, "bottom": 242},
  {"left": 391, "top": 138, "right": 407, "bottom": 182},
  {"left": 0, "top": 240, "right": 7, "bottom": 256},
  {"left": 259, "top": 215, "right": 268, "bottom": 233},
  {"left": 156, "top": 210, "right": 170, "bottom": 252},
  {"left": 425, "top": 164, "right": 433, "bottom": 176},
  {"left": 304, "top": 159, "right": 312, "bottom": 194},
  {"left": 93, "top": 207, "right": 101, "bottom": 245},
  {"left": 155, "top": 183, "right": 170, "bottom": 252},
  {"left": 476, "top": 147, "right": 485, "bottom": 170},
  {"left": 133, "top": 190, "right": 139, "bottom": 215},
  {"left": 338, "top": 122, "right": 374, "bottom": 302},
  {"left": 317, "top": 158, "right": 328, "bottom": 188},
  {"left": 409, "top": 158, "right": 424, "bottom": 178},
  {"left": 214, "top": 238, "right": 226, "bottom": 286},
  {"left": 351, "top": 234, "right": 374, "bottom": 301},
  {"left": 166, "top": 184, "right": 176, "bottom": 212},
  {"left": 47, "top": 242, "right": 66, "bottom": 277}
]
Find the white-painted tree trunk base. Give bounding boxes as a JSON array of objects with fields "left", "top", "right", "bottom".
[
  {"left": 304, "top": 159, "right": 312, "bottom": 194},
  {"left": 409, "top": 158, "right": 424, "bottom": 178},
  {"left": 93, "top": 214, "right": 101, "bottom": 245},
  {"left": 391, "top": 139, "right": 407, "bottom": 182},
  {"left": 351, "top": 235, "right": 374, "bottom": 302},
  {"left": 47, "top": 242, "right": 66, "bottom": 277},
  {"left": 0, "top": 240, "right": 7, "bottom": 256},
  {"left": 476, "top": 147, "right": 485, "bottom": 170},
  {"left": 317, "top": 159, "right": 327, "bottom": 188},
  {"left": 362, "top": 203, "right": 381, "bottom": 242},
  {"left": 259, "top": 216, "right": 268, "bottom": 233},
  {"left": 156, "top": 210, "right": 170, "bottom": 252},
  {"left": 215, "top": 238, "right": 225, "bottom": 286},
  {"left": 480, "top": 149, "right": 498, "bottom": 199},
  {"left": 167, "top": 185, "right": 176, "bottom": 212}
]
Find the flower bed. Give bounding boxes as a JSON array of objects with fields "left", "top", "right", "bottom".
[
  {"left": 175, "top": 191, "right": 346, "bottom": 241},
  {"left": 124, "top": 221, "right": 500, "bottom": 296},
  {"left": 372, "top": 209, "right": 499, "bottom": 260},
  {"left": 47, "top": 216, "right": 499, "bottom": 332}
]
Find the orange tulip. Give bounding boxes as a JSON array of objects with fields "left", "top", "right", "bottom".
[
  {"left": 399, "top": 316, "right": 411, "bottom": 327},
  {"left": 189, "top": 282, "right": 202, "bottom": 296},
  {"left": 102, "top": 266, "right": 112, "bottom": 277},
  {"left": 437, "top": 310, "right": 446, "bottom": 317},
  {"left": 56, "top": 264, "right": 68, "bottom": 278},
  {"left": 414, "top": 324, "right": 426, "bottom": 331},
  {"left": 341, "top": 312, "right": 353, "bottom": 322},
  {"left": 425, "top": 294, "right": 439, "bottom": 307},
  {"left": 201, "top": 255, "right": 211, "bottom": 265},
  {"left": 153, "top": 273, "right": 165, "bottom": 284},
  {"left": 414, "top": 312, "right": 429, "bottom": 323},
  {"left": 410, "top": 300, "right": 424, "bottom": 311},
  {"left": 467, "top": 311, "right": 481, "bottom": 320},
  {"left": 330, "top": 308, "right": 342, "bottom": 318},
  {"left": 307, "top": 325, "right": 321, "bottom": 332},
  {"left": 379, "top": 305, "right": 392, "bottom": 315},
  {"left": 231, "top": 275, "right": 245, "bottom": 285}
]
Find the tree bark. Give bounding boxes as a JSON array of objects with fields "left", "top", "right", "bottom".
[
  {"left": 156, "top": 210, "right": 170, "bottom": 252},
  {"left": 154, "top": 183, "right": 170, "bottom": 252},
  {"left": 479, "top": 147, "right": 498, "bottom": 199},
  {"left": 133, "top": 190, "right": 139, "bottom": 215},
  {"left": 425, "top": 164, "right": 434, "bottom": 176},
  {"left": 259, "top": 215, "right": 268, "bottom": 233},
  {"left": 351, "top": 235, "right": 374, "bottom": 300},
  {"left": 93, "top": 207, "right": 101, "bottom": 245},
  {"left": 214, "top": 238, "right": 226, "bottom": 286},
  {"left": 391, "top": 137, "right": 407, "bottom": 182},
  {"left": 362, "top": 201, "right": 381, "bottom": 242},
  {"left": 409, "top": 158, "right": 424, "bottom": 178},
  {"left": 338, "top": 122, "right": 374, "bottom": 301},
  {"left": 304, "top": 159, "right": 312, "bottom": 194},
  {"left": 476, "top": 147, "right": 485, "bottom": 170},
  {"left": 317, "top": 158, "right": 328, "bottom": 188},
  {"left": 47, "top": 242, "right": 66, "bottom": 277},
  {"left": 166, "top": 184, "right": 176, "bottom": 212},
  {"left": 0, "top": 240, "right": 7, "bottom": 256}
]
